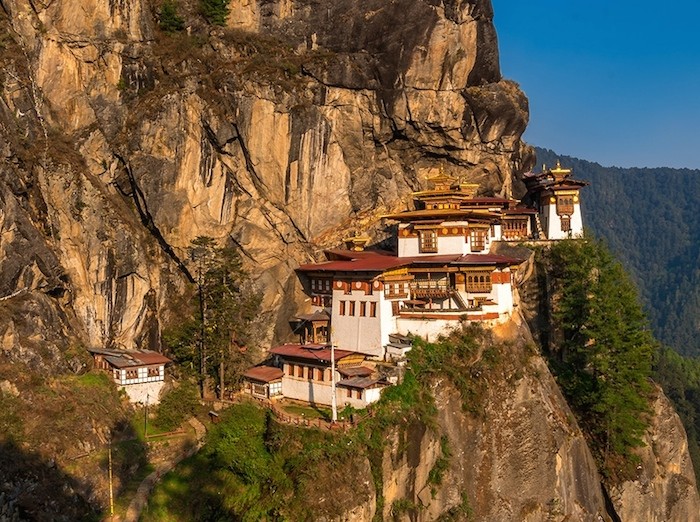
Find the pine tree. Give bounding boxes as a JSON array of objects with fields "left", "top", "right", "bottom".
[
  {"left": 548, "top": 239, "right": 655, "bottom": 476},
  {"left": 200, "top": 0, "right": 230, "bottom": 26},
  {"left": 165, "top": 237, "right": 262, "bottom": 398},
  {"left": 159, "top": 0, "right": 185, "bottom": 33}
]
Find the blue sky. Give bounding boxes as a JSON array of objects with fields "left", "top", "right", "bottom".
[{"left": 492, "top": 1, "right": 700, "bottom": 168}]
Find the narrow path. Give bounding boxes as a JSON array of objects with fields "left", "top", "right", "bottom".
[{"left": 123, "top": 417, "right": 206, "bottom": 522}]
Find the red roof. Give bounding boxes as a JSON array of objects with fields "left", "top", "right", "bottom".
[
  {"left": 269, "top": 343, "right": 362, "bottom": 363},
  {"left": 298, "top": 250, "right": 523, "bottom": 273},
  {"left": 503, "top": 208, "right": 537, "bottom": 215},
  {"left": 405, "top": 253, "right": 524, "bottom": 266},
  {"left": 338, "top": 366, "right": 374, "bottom": 378},
  {"left": 298, "top": 253, "right": 409, "bottom": 273},
  {"left": 243, "top": 366, "right": 284, "bottom": 383}
]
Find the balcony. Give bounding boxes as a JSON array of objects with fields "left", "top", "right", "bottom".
[{"left": 410, "top": 280, "right": 449, "bottom": 298}]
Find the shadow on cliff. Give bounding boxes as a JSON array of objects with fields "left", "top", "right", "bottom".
[{"left": 0, "top": 439, "right": 98, "bottom": 521}]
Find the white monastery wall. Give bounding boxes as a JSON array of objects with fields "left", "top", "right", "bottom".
[
  {"left": 281, "top": 375, "right": 378, "bottom": 408},
  {"left": 492, "top": 281, "right": 514, "bottom": 314},
  {"left": 395, "top": 317, "right": 457, "bottom": 342},
  {"left": 542, "top": 203, "right": 584, "bottom": 240},
  {"left": 330, "top": 288, "right": 384, "bottom": 357},
  {"left": 121, "top": 381, "right": 166, "bottom": 404}
]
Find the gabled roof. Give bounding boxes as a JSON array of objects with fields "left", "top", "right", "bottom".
[
  {"left": 269, "top": 344, "right": 364, "bottom": 363},
  {"left": 298, "top": 252, "right": 410, "bottom": 273},
  {"left": 295, "top": 310, "right": 331, "bottom": 322},
  {"left": 243, "top": 366, "right": 284, "bottom": 383},
  {"left": 338, "top": 366, "right": 373, "bottom": 378},
  {"left": 382, "top": 209, "right": 501, "bottom": 221},
  {"left": 89, "top": 348, "right": 171, "bottom": 368},
  {"left": 298, "top": 250, "right": 524, "bottom": 274},
  {"left": 337, "top": 377, "right": 386, "bottom": 389}
]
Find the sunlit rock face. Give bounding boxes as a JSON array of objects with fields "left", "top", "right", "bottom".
[
  {"left": 0, "top": 0, "right": 532, "bottom": 351},
  {"left": 1, "top": 2, "right": 699, "bottom": 521}
]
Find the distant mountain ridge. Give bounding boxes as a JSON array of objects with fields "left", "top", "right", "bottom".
[{"left": 534, "top": 147, "right": 700, "bottom": 356}]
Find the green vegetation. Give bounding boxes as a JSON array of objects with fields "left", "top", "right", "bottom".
[
  {"left": 200, "top": 0, "right": 230, "bottom": 26},
  {"left": 0, "top": 393, "right": 23, "bottom": 442},
  {"left": 144, "top": 401, "right": 358, "bottom": 520},
  {"left": 145, "top": 327, "right": 511, "bottom": 520},
  {"left": 164, "top": 237, "right": 262, "bottom": 397},
  {"left": 537, "top": 147, "right": 700, "bottom": 482},
  {"left": 153, "top": 381, "right": 200, "bottom": 432},
  {"left": 159, "top": 0, "right": 185, "bottom": 33},
  {"left": 536, "top": 147, "right": 700, "bottom": 357},
  {"left": 653, "top": 346, "right": 700, "bottom": 482},
  {"left": 544, "top": 239, "right": 655, "bottom": 479}
]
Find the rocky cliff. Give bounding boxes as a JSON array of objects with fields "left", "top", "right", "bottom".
[
  {"left": 0, "top": 0, "right": 532, "bottom": 357},
  {"left": 273, "top": 318, "right": 700, "bottom": 522},
  {"left": 1, "top": 1, "right": 698, "bottom": 520}
]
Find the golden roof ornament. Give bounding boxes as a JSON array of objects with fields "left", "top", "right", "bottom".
[
  {"left": 343, "top": 232, "right": 371, "bottom": 251},
  {"left": 550, "top": 160, "right": 572, "bottom": 180}
]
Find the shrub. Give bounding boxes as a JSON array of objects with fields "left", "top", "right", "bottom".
[
  {"left": 200, "top": 0, "right": 230, "bottom": 26},
  {"left": 154, "top": 381, "right": 199, "bottom": 431},
  {"left": 159, "top": 0, "right": 185, "bottom": 33}
]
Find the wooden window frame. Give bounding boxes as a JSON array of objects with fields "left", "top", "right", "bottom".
[
  {"left": 465, "top": 272, "right": 492, "bottom": 293},
  {"left": 339, "top": 301, "right": 346, "bottom": 316},
  {"left": 360, "top": 301, "right": 366, "bottom": 317},
  {"left": 418, "top": 230, "right": 438, "bottom": 253},
  {"left": 370, "top": 302, "right": 377, "bottom": 317},
  {"left": 470, "top": 229, "right": 486, "bottom": 252},
  {"left": 349, "top": 301, "right": 356, "bottom": 316},
  {"left": 556, "top": 196, "right": 574, "bottom": 216}
]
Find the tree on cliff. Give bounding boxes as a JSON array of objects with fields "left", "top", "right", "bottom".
[
  {"left": 200, "top": 0, "right": 230, "bottom": 26},
  {"left": 159, "top": 0, "right": 185, "bottom": 33},
  {"left": 547, "top": 239, "right": 655, "bottom": 478},
  {"left": 165, "top": 237, "right": 262, "bottom": 398}
]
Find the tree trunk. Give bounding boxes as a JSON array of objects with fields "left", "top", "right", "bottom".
[{"left": 219, "top": 356, "right": 225, "bottom": 400}]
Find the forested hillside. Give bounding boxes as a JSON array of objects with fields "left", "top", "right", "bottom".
[{"left": 534, "top": 147, "right": 700, "bottom": 357}]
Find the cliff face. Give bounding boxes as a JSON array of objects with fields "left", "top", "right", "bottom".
[
  {"left": 0, "top": 0, "right": 532, "bottom": 356},
  {"left": 609, "top": 390, "right": 700, "bottom": 522},
  {"left": 310, "top": 319, "right": 700, "bottom": 522},
  {"left": 1, "top": 1, "right": 698, "bottom": 520}
]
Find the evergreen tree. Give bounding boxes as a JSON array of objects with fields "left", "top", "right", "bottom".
[
  {"left": 159, "top": 0, "right": 185, "bottom": 33},
  {"left": 165, "top": 237, "right": 262, "bottom": 398},
  {"left": 548, "top": 239, "right": 655, "bottom": 477},
  {"left": 200, "top": 0, "right": 230, "bottom": 26}
]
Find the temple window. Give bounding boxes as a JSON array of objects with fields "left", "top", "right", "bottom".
[
  {"left": 561, "top": 216, "right": 571, "bottom": 232},
  {"left": 339, "top": 301, "right": 346, "bottom": 315},
  {"left": 503, "top": 219, "right": 528, "bottom": 239},
  {"left": 419, "top": 230, "right": 438, "bottom": 253},
  {"left": 360, "top": 302, "right": 366, "bottom": 316},
  {"left": 465, "top": 272, "right": 492, "bottom": 293},
  {"left": 370, "top": 302, "right": 377, "bottom": 317},
  {"left": 349, "top": 301, "right": 356, "bottom": 316},
  {"left": 470, "top": 229, "right": 487, "bottom": 252},
  {"left": 556, "top": 196, "right": 574, "bottom": 215},
  {"left": 287, "top": 364, "right": 294, "bottom": 376},
  {"left": 297, "top": 365, "right": 304, "bottom": 378}
]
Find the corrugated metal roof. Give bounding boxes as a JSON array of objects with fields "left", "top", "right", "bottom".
[
  {"left": 269, "top": 344, "right": 361, "bottom": 363},
  {"left": 298, "top": 251, "right": 523, "bottom": 273},
  {"left": 243, "top": 366, "right": 284, "bottom": 383},
  {"left": 337, "top": 377, "right": 386, "bottom": 389},
  {"left": 95, "top": 349, "right": 171, "bottom": 368},
  {"left": 338, "top": 366, "right": 373, "bottom": 378}
]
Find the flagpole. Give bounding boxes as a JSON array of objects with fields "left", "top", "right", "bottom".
[{"left": 331, "top": 342, "right": 338, "bottom": 423}]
